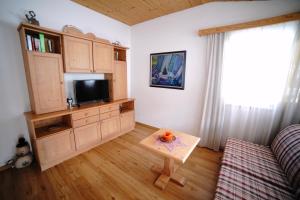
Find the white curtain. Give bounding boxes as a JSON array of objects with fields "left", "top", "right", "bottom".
[
  {"left": 199, "top": 33, "right": 225, "bottom": 151},
  {"left": 199, "top": 21, "right": 300, "bottom": 151}
]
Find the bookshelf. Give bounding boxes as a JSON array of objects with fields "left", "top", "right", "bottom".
[{"left": 24, "top": 29, "right": 61, "bottom": 54}]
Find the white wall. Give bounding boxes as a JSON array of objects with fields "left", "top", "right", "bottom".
[
  {"left": 0, "top": 0, "right": 130, "bottom": 166},
  {"left": 131, "top": 0, "right": 300, "bottom": 136}
]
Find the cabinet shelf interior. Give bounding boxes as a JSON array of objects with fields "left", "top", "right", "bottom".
[
  {"left": 34, "top": 115, "right": 72, "bottom": 139},
  {"left": 24, "top": 29, "right": 61, "bottom": 54}
]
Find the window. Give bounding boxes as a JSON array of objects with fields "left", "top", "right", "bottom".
[{"left": 221, "top": 22, "right": 298, "bottom": 108}]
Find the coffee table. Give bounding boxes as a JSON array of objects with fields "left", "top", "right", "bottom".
[{"left": 140, "top": 129, "right": 200, "bottom": 190}]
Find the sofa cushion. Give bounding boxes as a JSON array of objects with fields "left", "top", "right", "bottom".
[
  {"left": 214, "top": 138, "right": 296, "bottom": 200},
  {"left": 223, "top": 138, "right": 293, "bottom": 191},
  {"left": 224, "top": 138, "right": 275, "bottom": 161},
  {"left": 271, "top": 124, "right": 300, "bottom": 191},
  {"left": 214, "top": 164, "right": 295, "bottom": 200}
]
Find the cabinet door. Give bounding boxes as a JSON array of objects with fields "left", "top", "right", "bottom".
[
  {"left": 93, "top": 42, "right": 113, "bottom": 73},
  {"left": 37, "top": 130, "right": 75, "bottom": 165},
  {"left": 120, "top": 111, "right": 135, "bottom": 133},
  {"left": 100, "top": 116, "right": 120, "bottom": 140},
  {"left": 73, "top": 122, "right": 100, "bottom": 150},
  {"left": 27, "top": 52, "right": 66, "bottom": 114},
  {"left": 63, "top": 36, "right": 93, "bottom": 73},
  {"left": 113, "top": 61, "right": 127, "bottom": 100}
]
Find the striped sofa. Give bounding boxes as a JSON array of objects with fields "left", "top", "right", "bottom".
[{"left": 214, "top": 124, "right": 300, "bottom": 200}]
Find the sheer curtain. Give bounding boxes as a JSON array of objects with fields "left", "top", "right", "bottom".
[{"left": 199, "top": 21, "right": 300, "bottom": 151}]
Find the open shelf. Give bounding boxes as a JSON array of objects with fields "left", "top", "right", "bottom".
[
  {"left": 114, "top": 48, "right": 126, "bottom": 61},
  {"left": 34, "top": 115, "right": 72, "bottom": 139},
  {"left": 120, "top": 100, "right": 134, "bottom": 113},
  {"left": 35, "top": 124, "right": 72, "bottom": 139},
  {"left": 24, "top": 28, "right": 61, "bottom": 54}
]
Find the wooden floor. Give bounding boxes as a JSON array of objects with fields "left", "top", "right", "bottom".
[{"left": 0, "top": 123, "right": 223, "bottom": 200}]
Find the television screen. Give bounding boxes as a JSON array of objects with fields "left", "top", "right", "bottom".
[{"left": 74, "top": 79, "right": 109, "bottom": 105}]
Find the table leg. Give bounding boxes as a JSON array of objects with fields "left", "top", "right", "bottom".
[{"left": 152, "top": 158, "right": 186, "bottom": 190}]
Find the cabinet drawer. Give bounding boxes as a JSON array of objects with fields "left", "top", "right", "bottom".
[
  {"left": 99, "top": 104, "right": 119, "bottom": 114},
  {"left": 73, "top": 115, "right": 99, "bottom": 128},
  {"left": 100, "top": 110, "right": 119, "bottom": 120},
  {"left": 72, "top": 108, "right": 99, "bottom": 120}
]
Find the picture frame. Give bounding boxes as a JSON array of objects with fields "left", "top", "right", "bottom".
[{"left": 150, "top": 50, "right": 186, "bottom": 90}]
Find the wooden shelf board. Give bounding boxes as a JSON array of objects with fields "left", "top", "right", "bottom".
[
  {"left": 35, "top": 125, "right": 72, "bottom": 139},
  {"left": 120, "top": 109, "right": 134, "bottom": 114},
  {"left": 26, "top": 50, "right": 62, "bottom": 55},
  {"left": 25, "top": 98, "right": 135, "bottom": 122}
]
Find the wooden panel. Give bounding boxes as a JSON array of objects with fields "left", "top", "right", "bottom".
[
  {"left": 100, "top": 116, "right": 121, "bottom": 140},
  {"left": 100, "top": 110, "right": 120, "bottom": 121},
  {"left": 72, "top": 108, "right": 99, "bottom": 120},
  {"left": 72, "top": 115, "right": 100, "bottom": 128},
  {"left": 72, "top": 0, "right": 252, "bottom": 25},
  {"left": 113, "top": 61, "right": 127, "bottom": 100},
  {"left": 36, "top": 130, "right": 75, "bottom": 165},
  {"left": 120, "top": 111, "right": 135, "bottom": 133},
  {"left": 93, "top": 42, "right": 113, "bottom": 73},
  {"left": 63, "top": 35, "right": 93, "bottom": 72},
  {"left": 73, "top": 122, "right": 100, "bottom": 150},
  {"left": 199, "top": 12, "right": 300, "bottom": 36},
  {"left": 27, "top": 52, "right": 66, "bottom": 114},
  {"left": 99, "top": 104, "right": 119, "bottom": 114}
]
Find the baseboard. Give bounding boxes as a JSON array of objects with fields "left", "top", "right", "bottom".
[{"left": 135, "top": 121, "right": 160, "bottom": 130}]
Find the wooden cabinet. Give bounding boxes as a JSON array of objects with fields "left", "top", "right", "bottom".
[
  {"left": 93, "top": 42, "right": 113, "bottom": 73},
  {"left": 113, "top": 61, "right": 128, "bottom": 100},
  {"left": 73, "top": 122, "right": 100, "bottom": 150},
  {"left": 27, "top": 52, "right": 66, "bottom": 114},
  {"left": 100, "top": 116, "right": 121, "bottom": 140},
  {"left": 63, "top": 36, "right": 93, "bottom": 73},
  {"left": 36, "top": 129, "right": 75, "bottom": 166},
  {"left": 120, "top": 111, "right": 135, "bottom": 133}
]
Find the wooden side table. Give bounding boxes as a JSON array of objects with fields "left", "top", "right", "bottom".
[{"left": 140, "top": 129, "right": 200, "bottom": 190}]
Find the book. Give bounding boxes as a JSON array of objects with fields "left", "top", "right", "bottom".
[
  {"left": 26, "top": 34, "right": 33, "bottom": 51},
  {"left": 31, "top": 37, "right": 36, "bottom": 51},
  {"left": 48, "top": 39, "right": 52, "bottom": 53},
  {"left": 39, "top": 33, "right": 46, "bottom": 53},
  {"left": 44, "top": 38, "right": 49, "bottom": 52},
  {"left": 34, "top": 38, "right": 40, "bottom": 51}
]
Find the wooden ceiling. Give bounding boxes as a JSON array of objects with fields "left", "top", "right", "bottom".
[{"left": 72, "top": 0, "right": 252, "bottom": 26}]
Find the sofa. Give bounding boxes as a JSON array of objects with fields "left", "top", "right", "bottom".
[{"left": 214, "top": 124, "right": 300, "bottom": 200}]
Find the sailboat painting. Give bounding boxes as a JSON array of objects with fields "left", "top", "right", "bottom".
[{"left": 150, "top": 51, "right": 186, "bottom": 89}]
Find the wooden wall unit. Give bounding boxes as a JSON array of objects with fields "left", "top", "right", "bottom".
[
  {"left": 19, "top": 23, "right": 129, "bottom": 108},
  {"left": 19, "top": 23, "right": 132, "bottom": 171},
  {"left": 25, "top": 99, "right": 135, "bottom": 171}
]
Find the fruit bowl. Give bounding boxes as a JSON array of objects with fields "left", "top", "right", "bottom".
[{"left": 159, "top": 131, "right": 176, "bottom": 143}]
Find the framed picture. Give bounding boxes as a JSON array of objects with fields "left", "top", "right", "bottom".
[{"left": 150, "top": 50, "right": 186, "bottom": 90}]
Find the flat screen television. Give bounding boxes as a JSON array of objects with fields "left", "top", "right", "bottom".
[{"left": 74, "top": 79, "right": 109, "bottom": 105}]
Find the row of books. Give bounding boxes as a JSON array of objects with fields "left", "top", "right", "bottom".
[{"left": 25, "top": 33, "right": 56, "bottom": 53}]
